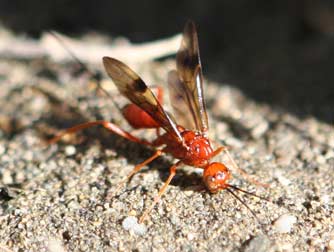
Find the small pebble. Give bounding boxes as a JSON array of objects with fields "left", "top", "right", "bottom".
[
  {"left": 65, "top": 145, "right": 76, "bottom": 156},
  {"left": 129, "top": 210, "right": 137, "bottom": 216},
  {"left": 2, "top": 169, "right": 13, "bottom": 184},
  {"left": 122, "top": 216, "right": 147, "bottom": 236},
  {"left": 274, "top": 214, "right": 297, "bottom": 233},
  {"left": 280, "top": 243, "right": 294, "bottom": 251},
  {"left": 328, "top": 239, "right": 334, "bottom": 250},
  {"left": 0, "top": 145, "right": 6, "bottom": 155},
  {"left": 244, "top": 235, "right": 272, "bottom": 252},
  {"left": 183, "top": 190, "right": 194, "bottom": 197},
  {"left": 251, "top": 121, "right": 269, "bottom": 139},
  {"left": 321, "top": 194, "right": 330, "bottom": 205},
  {"left": 187, "top": 232, "right": 195, "bottom": 241},
  {"left": 47, "top": 239, "right": 66, "bottom": 252}
]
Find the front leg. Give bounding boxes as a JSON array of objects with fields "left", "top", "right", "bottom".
[
  {"left": 107, "top": 150, "right": 163, "bottom": 199},
  {"left": 139, "top": 161, "right": 182, "bottom": 223}
]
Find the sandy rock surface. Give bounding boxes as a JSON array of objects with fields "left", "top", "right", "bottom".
[{"left": 0, "top": 34, "right": 333, "bottom": 252}]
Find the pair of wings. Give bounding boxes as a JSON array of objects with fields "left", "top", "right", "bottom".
[{"left": 103, "top": 20, "right": 208, "bottom": 141}]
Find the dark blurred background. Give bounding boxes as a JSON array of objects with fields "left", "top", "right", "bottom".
[{"left": 1, "top": 0, "right": 333, "bottom": 123}]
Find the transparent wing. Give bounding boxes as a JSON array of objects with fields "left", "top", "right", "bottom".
[
  {"left": 168, "top": 70, "right": 197, "bottom": 130},
  {"left": 173, "top": 20, "right": 208, "bottom": 132},
  {"left": 103, "top": 57, "right": 182, "bottom": 141}
]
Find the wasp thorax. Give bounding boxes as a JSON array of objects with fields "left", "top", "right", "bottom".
[
  {"left": 181, "top": 130, "right": 213, "bottom": 167},
  {"left": 183, "top": 131, "right": 212, "bottom": 156},
  {"left": 203, "top": 162, "right": 231, "bottom": 193}
]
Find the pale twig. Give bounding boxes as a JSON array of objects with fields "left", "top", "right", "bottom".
[{"left": 0, "top": 25, "right": 181, "bottom": 64}]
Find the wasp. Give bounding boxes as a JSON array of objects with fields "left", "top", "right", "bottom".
[{"left": 50, "top": 21, "right": 266, "bottom": 223}]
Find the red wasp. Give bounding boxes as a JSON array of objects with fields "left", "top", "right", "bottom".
[{"left": 50, "top": 21, "right": 266, "bottom": 223}]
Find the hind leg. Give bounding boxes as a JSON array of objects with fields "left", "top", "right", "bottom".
[{"left": 48, "top": 120, "right": 153, "bottom": 146}]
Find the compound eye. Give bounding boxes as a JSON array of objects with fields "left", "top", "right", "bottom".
[{"left": 216, "top": 171, "right": 226, "bottom": 181}]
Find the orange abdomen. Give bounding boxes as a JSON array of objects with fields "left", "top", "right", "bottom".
[
  {"left": 122, "top": 104, "right": 160, "bottom": 129},
  {"left": 122, "top": 86, "right": 163, "bottom": 129}
]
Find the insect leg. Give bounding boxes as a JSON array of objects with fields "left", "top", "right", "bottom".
[
  {"left": 108, "top": 150, "right": 163, "bottom": 198},
  {"left": 48, "top": 120, "right": 152, "bottom": 146},
  {"left": 139, "top": 161, "right": 182, "bottom": 223},
  {"left": 223, "top": 148, "right": 269, "bottom": 188},
  {"left": 210, "top": 146, "right": 228, "bottom": 158}
]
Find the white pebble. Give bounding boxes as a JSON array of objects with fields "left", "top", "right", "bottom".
[
  {"left": 2, "top": 169, "right": 13, "bottom": 184},
  {"left": 251, "top": 121, "right": 269, "bottom": 138},
  {"left": 65, "top": 145, "right": 76, "bottom": 156},
  {"left": 328, "top": 239, "right": 334, "bottom": 250},
  {"left": 274, "top": 214, "right": 297, "bottom": 233},
  {"left": 47, "top": 238, "right": 66, "bottom": 252},
  {"left": 122, "top": 216, "right": 147, "bottom": 236},
  {"left": 0, "top": 145, "right": 6, "bottom": 155},
  {"left": 321, "top": 194, "right": 330, "bottom": 205},
  {"left": 187, "top": 232, "right": 195, "bottom": 241}
]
